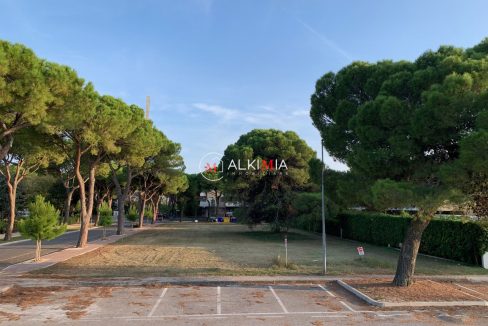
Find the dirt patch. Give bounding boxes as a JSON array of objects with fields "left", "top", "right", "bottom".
[
  {"left": 0, "top": 310, "right": 21, "bottom": 321},
  {"left": 346, "top": 278, "right": 481, "bottom": 302},
  {"left": 251, "top": 291, "right": 265, "bottom": 299},
  {"left": 66, "top": 311, "right": 87, "bottom": 320},
  {"left": 62, "top": 287, "right": 113, "bottom": 320},
  {"left": 0, "top": 285, "right": 67, "bottom": 310}
]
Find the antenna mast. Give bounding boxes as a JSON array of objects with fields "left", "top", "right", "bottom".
[{"left": 145, "top": 96, "right": 150, "bottom": 119}]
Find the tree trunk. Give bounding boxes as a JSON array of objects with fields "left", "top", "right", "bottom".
[
  {"left": 151, "top": 196, "right": 160, "bottom": 224},
  {"left": 392, "top": 218, "right": 431, "bottom": 286},
  {"left": 35, "top": 239, "right": 41, "bottom": 262},
  {"left": 4, "top": 185, "right": 16, "bottom": 241},
  {"left": 138, "top": 192, "right": 146, "bottom": 228},
  {"left": 0, "top": 134, "right": 13, "bottom": 162},
  {"left": 63, "top": 188, "right": 75, "bottom": 224},
  {"left": 94, "top": 199, "right": 102, "bottom": 226},
  {"left": 74, "top": 146, "right": 88, "bottom": 248},
  {"left": 77, "top": 161, "right": 98, "bottom": 248},
  {"left": 2, "top": 160, "right": 22, "bottom": 241},
  {"left": 94, "top": 191, "right": 107, "bottom": 226},
  {"left": 116, "top": 191, "right": 125, "bottom": 235},
  {"left": 112, "top": 166, "right": 132, "bottom": 235}
]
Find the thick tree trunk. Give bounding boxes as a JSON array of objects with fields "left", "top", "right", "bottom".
[
  {"left": 112, "top": 167, "right": 132, "bottom": 235},
  {"left": 392, "top": 218, "right": 431, "bottom": 286},
  {"left": 77, "top": 162, "right": 97, "bottom": 247},
  {"left": 4, "top": 186, "right": 16, "bottom": 241}
]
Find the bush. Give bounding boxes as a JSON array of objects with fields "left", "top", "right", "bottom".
[
  {"left": 290, "top": 192, "right": 340, "bottom": 235},
  {"left": 338, "top": 212, "right": 488, "bottom": 265},
  {"left": 98, "top": 202, "right": 113, "bottom": 227},
  {"left": 127, "top": 206, "right": 138, "bottom": 222},
  {"left": 0, "top": 218, "right": 6, "bottom": 234},
  {"left": 66, "top": 215, "right": 79, "bottom": 225},
  {"left": 98, "top": 202, "right": 112, "bottom": 238}
]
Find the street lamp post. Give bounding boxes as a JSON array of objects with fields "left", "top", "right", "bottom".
[{"left": 321, "top": 139, "right": 327, "bottom": 274}]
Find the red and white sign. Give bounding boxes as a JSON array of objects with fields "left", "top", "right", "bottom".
[{"left": 357, "top": 246, "right": 365, "bottom": 256}]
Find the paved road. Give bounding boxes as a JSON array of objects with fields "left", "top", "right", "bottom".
[
  {"left": 0, "top": 227, "right": 117, "bottom": 269},
  {"left": 1, "top": 282, "right": 487, "bottom": 325}
]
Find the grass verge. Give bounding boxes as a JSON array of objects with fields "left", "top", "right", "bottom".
[{"left": 31, "top": 223, "right": 488, "bottom": 278}]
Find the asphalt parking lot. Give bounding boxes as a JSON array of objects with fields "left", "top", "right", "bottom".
[{"left": 1, "top": 282, "right": 488, "bottom": 325}]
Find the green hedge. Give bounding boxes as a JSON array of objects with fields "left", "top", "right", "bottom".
[{"left": 337, "top": 212, "right": 488, "bottom": 265}]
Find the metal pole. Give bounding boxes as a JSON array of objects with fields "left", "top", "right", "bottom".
[{"left": 321, "top": 140, "right": 327, "bottom": 274}]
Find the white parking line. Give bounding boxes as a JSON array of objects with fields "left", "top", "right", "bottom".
[
  {"left": 376, "top": 313, "right": 411, "bottom": 317},
  {"left": 339, "top": 301, "right": 356, "bottom": 312},
  {"left": 427, "top": 280, "right": 485, "bottom": 301},
  {"left": 83, "top": 311, "right": 358, "bottom": 321},
  {"left": 317, "top": 284, "right": 336, "bottom": 297},
  {"left": 455, "top": 283, "right": 487, "bottom": 298},
  {"left": 268, "top": 286, "right": 289, "bottom": 314},
  {"left": 217, "top": 286, "right": 222, "bottom": 315},
  {"left": 148, "top": 288, "right": 168, "bottom": 317},
  {"left": 311, "top": 315, "right": 348, "bottom": 318}
]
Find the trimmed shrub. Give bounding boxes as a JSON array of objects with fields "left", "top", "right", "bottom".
[
  {"left": 338, "top": 212, "right": 488, "bottom": 266},
  {"left": 290, "top": 192, "right": 340, "bottom": 235}
]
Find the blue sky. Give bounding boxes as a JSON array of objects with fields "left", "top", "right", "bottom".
[{"left": 1, "top": 0, "right": 487, "bottom": 173}]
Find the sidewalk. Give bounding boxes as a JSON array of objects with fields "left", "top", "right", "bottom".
[{"left": 0, "top": 228, "right": 142, "bottom": 276}]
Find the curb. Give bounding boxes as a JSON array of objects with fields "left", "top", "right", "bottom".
[
  {"left": 336, "top": 279, "right": 488, "bottom": 307},
  {"left": 337, "top": 279, "right": 383, "bottom": 306}
]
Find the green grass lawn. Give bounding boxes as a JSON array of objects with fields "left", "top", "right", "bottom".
[{"left": 33, "top": 223, "right": 488, "bottom": 278}]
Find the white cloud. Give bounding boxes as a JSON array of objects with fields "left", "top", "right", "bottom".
[
  {"left": 193, "top": 103, "right": 239, "bottom": 120},
  {"left": 291, "top": 110, "right": 309, "bottom": 116}
]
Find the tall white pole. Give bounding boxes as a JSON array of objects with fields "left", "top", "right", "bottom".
[
  {"left": 321, "top": 140, "right": 327, "bottom": 274},
  {"left": 145, "top": 96, "right": 150, "bottom": 119}
]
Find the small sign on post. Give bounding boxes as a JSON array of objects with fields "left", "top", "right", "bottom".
[
  {"left": 284, "top": 236, "right": 288, "bottom": 267},
  {"left": 357, "top": 246, "right": 365, "bottom": 257}
]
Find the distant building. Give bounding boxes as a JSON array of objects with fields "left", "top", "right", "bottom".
[{"left": 199, "top": 191, "right": 240, "bottom": 217}]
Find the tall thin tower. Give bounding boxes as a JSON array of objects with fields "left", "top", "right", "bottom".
[{"left": 145, "top": 96, "right": 150, "bottom": 119}]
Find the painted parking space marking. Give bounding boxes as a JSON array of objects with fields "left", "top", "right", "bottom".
[
  {"left": 147, "top": 287, "right": 167, "bottom": 317},
  {"left": 339, "top": 300, "right": 356, "bottom": 312},
  {"left": 455, "top": 283, "right": 488, "bottom": 299},
  {"left": 427, "top": 280, "right": 486, "bottom": 301},
  {"left": 317, "top": 284, "right": 336, "bottom": 297},
  {"left": 217, "top": 286, "right": 222, "bottom": 314},
  {"left": 269, "top": 286, "right": 289, "bottom": 313},
  {"left": 219, "top": 285, "right": 285, "bottom": 314}
]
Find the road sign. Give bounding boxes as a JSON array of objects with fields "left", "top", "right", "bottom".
[
  {"left": 284, "top": 236, "right": 288, "bottom": 266},
  {"left": 357, "top": 246, "right": 365, "bottom": 256}
]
